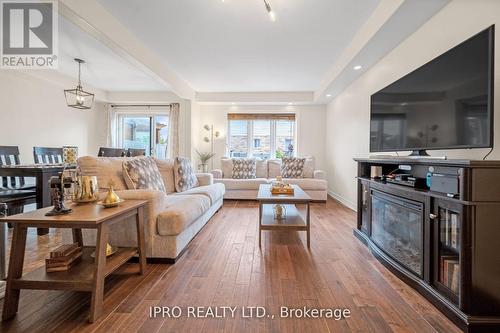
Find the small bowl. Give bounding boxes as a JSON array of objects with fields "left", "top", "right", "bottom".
[{"left": 97, "top": 199, "right": 125, "bottom": 208}]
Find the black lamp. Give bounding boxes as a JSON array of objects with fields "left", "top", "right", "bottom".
[{"left": 64, "top": 58, "right": 94, "bottom": 109}]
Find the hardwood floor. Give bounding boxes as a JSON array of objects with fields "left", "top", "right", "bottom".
[{"left": 0, "top": 199, "right": 461, "bottom": 333}]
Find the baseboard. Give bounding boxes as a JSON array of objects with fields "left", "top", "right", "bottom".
[{"left": 327, "top": 190, "right": 357, "bottom": 212}]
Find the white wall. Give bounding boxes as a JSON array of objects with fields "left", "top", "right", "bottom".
[
  {"left": 325, "top": 0, "right": 500, "bottom": 209},
  {"left": 193, "top": 104, "right": 327, "bottom": 171},
  {"left": 0, "top": 70, "right": 106, "bottom": 163}
]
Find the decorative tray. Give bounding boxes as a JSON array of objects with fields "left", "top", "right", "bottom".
[{"left": 271, "top": 187, "right": 295, "bottom": 195}]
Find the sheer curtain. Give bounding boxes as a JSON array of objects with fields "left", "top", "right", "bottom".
[
  {"left": 168, "top": 103, "right": 180, "bottom": 158},
  {"left": 105, "top": 104, "right": 117, "bottom": 147}
]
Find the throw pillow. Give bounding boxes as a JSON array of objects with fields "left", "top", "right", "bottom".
[
  {"left": 173, "top": 157, "right": 199, "bottom": 192},
  {"left": 232, "top": 158, "right": 256, "bottom": 179},
  {"left": 281, "top": 157, "right": 306, "bottom": 178},
  {"left": 122, "top": 156, "right": 166, "bottom": 192}
]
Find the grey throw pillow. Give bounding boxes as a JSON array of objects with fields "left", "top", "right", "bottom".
[
  {"left": 123, "top": 156, "right": 166, "bottom": 191},
  {"left": 232, "top": 158, "right": 256, "bottom": 179},
  {"left": 173, "top": 157, "right": 199, "bottom": 192},
  {"left": 281, "top": 157, "right": 306, "bottom": 178}
]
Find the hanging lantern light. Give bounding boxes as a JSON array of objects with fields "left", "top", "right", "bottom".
[{"left": 64, "top": 58, "right": 94, "bottom": 109}]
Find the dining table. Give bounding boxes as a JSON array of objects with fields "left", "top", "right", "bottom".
[{"left": 0, "top": 164, "right": 76, "bottom": 235}]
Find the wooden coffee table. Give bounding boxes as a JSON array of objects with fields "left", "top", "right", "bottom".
[
  {"left": 256, "top": 184, "right": 312, "bottom": 247},
  {"left": 0, "top": 200, "right": 147, "bottom": 323}
]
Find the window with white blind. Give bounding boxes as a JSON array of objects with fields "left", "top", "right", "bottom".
[{"left": 227, "top": 114, "right": 296, "bottom": 159}]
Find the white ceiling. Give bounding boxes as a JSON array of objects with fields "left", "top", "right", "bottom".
[
  {"left": 57, "top": 15, "right": 170, "bottom": 91},
  {"left": 96, "top": 0, "right": 381, "bottom": 92}
]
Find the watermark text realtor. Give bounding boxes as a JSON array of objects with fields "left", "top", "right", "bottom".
[{"left": 1, "top": 0, "right": 58, "bottom": 69}]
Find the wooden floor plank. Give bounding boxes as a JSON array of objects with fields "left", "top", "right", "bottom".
[{"left": 0, "top": 198, "right": 461, "bottom": 333}]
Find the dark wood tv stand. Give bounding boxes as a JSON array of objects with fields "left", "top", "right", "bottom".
[{"left": 354, "top": 157, "right": 500, "bottom": 333}]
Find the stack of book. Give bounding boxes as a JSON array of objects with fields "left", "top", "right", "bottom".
[
  {"left": 0, "top": 281, "right": 5, "bottom": 298},
  {"left": 441, "top": 212, "right": 460, "bottom": 251},
  {"left": 441, "top": 256, "right": 460, "bottom": 294},
  {"left": 46, "top": 243, "right": 82, "bottom": 272}
]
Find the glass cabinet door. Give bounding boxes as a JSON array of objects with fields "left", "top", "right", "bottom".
[{"left": 432, "top": 200, "right": 462, "bottom": 304}]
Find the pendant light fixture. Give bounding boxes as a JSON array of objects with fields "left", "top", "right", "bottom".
[
  {"left": 64, "top": 58, "right": 94, "bottom": 109},
  {"left": 263, "top": 0, "right": 276, "bottom": 21}
]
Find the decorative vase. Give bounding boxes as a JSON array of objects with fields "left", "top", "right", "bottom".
[
  {"left": 72, "top": 175, "right": 99, "bottom": 203},
  {"left": 103, "top": 184, "right": 120, "bottom": 205},
  {"left": 273, "top": 204, "right": 286, "bottom": 220},
  {"left": 201, "top": 163, "right": 209, "bottom": 173}
]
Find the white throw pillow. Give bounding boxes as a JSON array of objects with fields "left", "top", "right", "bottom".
[
  {"left": 221, "top": 158, "right": 233, "bottom": 178},
  {"left": 255, "top": 159, "right": 268, "bottom": 178},
  {"left": 268, "top": 159, "right": 282, "bottom": 178},
  {"left": 154, "top": 158, "right": 176, "bottom": 194},
  {"left": 303, "top": 156, "right": 315, "bottom": 178}
]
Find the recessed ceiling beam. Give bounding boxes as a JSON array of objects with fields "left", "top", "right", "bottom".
[
  {"left": 314, "top": 0, "right": 404, "bottom": 102},
  {"left": 59, "top": 0, "right": 195, "bottom": 100},
  {"left": 196, "top": 91, "right": 314, "bottom": 104}
]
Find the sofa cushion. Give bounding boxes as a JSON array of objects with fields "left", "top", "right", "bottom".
[
  {"left": 303, "top": 156, "right": 315, "bottom": 178},
  {"left": 174, "top": 157, "right": 199, "bottom": 192},
  {"left": 268, "top": 159, "right": 281, "bottom": 178},
  {"left": 256, "top": 159, "right": 267, "bottom": 178},
  {"left": 123, "top": 157, "right": 166, "bottom": 192},
  {"left": 157, "top": 194, "right": 211, "bottom": 236},
  {"left": 271, "top": 178, "right": 328, "bottom": 191},
  {"left": 281, "top": 157, "right": 306, "bottom": 178},
  {"left": 174, "top": 183, "right": 225, "bottom": 205},
  {"left": 154, "top": 158, "right": 176, "bottom": 194},
  {"left": 215, "top": 178, "right": 269, "bottom": 190},
  {"left": 232, "top": 158, "right": 256, "bottom": 179},
  {"left": 77, "top": 156, "right": 131, "bottom": 191},
  {"left": 221, "top": 158, "right": 233, "bottom": 178}
]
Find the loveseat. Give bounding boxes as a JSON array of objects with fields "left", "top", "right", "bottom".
[
  {"left": 211, "top": 157, "right": 327, "bottom": 201},
  {"left": 62, "top": 156, "right": 225, "bottom": 261}
]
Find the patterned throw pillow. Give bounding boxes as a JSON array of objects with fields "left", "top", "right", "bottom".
[
  {"left": 173, "top": 157, "right": 199, "bottom": 192},
  {"left": 123, "top": 157, "right": 166, "bottom": 191},
  {"left": 232, "top": 158, "right": 256, "bottom": 179},
  {"left": 281, "top": 157, "right": 306, "bottom": 178}
]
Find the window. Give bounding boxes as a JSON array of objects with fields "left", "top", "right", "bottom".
[
  {"left": 227, "top": 114, "right": 296, "bottom": 159},
  {"left": 117, "top": 113, "right": 169, "bottom": 158},
  {"left": 228, "top": 120, "right": 248, "bottom": 158},
  {"left": 252, "top": 120, "right": 271, "bottom": 159}
]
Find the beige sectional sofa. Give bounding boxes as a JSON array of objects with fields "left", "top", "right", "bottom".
[
  {"left": 62, "top": 156, "right": 225, "bottom": 261},
  {"left": 211, "top": 158, "right": 327, "bottom": 201}
]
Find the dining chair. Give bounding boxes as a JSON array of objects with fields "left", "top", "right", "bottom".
[
  {"left": 1, "top": 146, "right": 37, "bottom": 217},
  {"left": 33, "top": 147, "right": 64, "bottom": 164},
  {"left": 98, "top": 147, "right": 127, "bottom": 157},
  {"left": 127, "top": 148, "right": 146, "bottom": 157},
  {"left": 0, "top": 146, "right": 35, "bottom": 190}
]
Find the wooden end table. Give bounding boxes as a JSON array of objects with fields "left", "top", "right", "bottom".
[
  {"left": 0, "top": 200, "right": 147, "bottom": 323},
  {"left": 257, "top": 184, "right": 312, "bottom": 247}
]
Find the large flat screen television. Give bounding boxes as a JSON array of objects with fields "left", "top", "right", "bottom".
[{"left": 370, "top": 26, "right": 495, "bottom": 156}]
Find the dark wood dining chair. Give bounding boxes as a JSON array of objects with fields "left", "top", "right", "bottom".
[
  {"left": 127, "top": 148, "right": 146, "bottom": 157},
  {"left": 0, "top": 146, "right": 35, "bottom": 190},
  {"left": 33, "top": 147, "right": 64, "bottom": 164},
  {"left": 0, "top": 146, "right": 36, "bottom": 216},
  {"left": 98, "top": 147, "right": 127, "bottom": 157}
]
